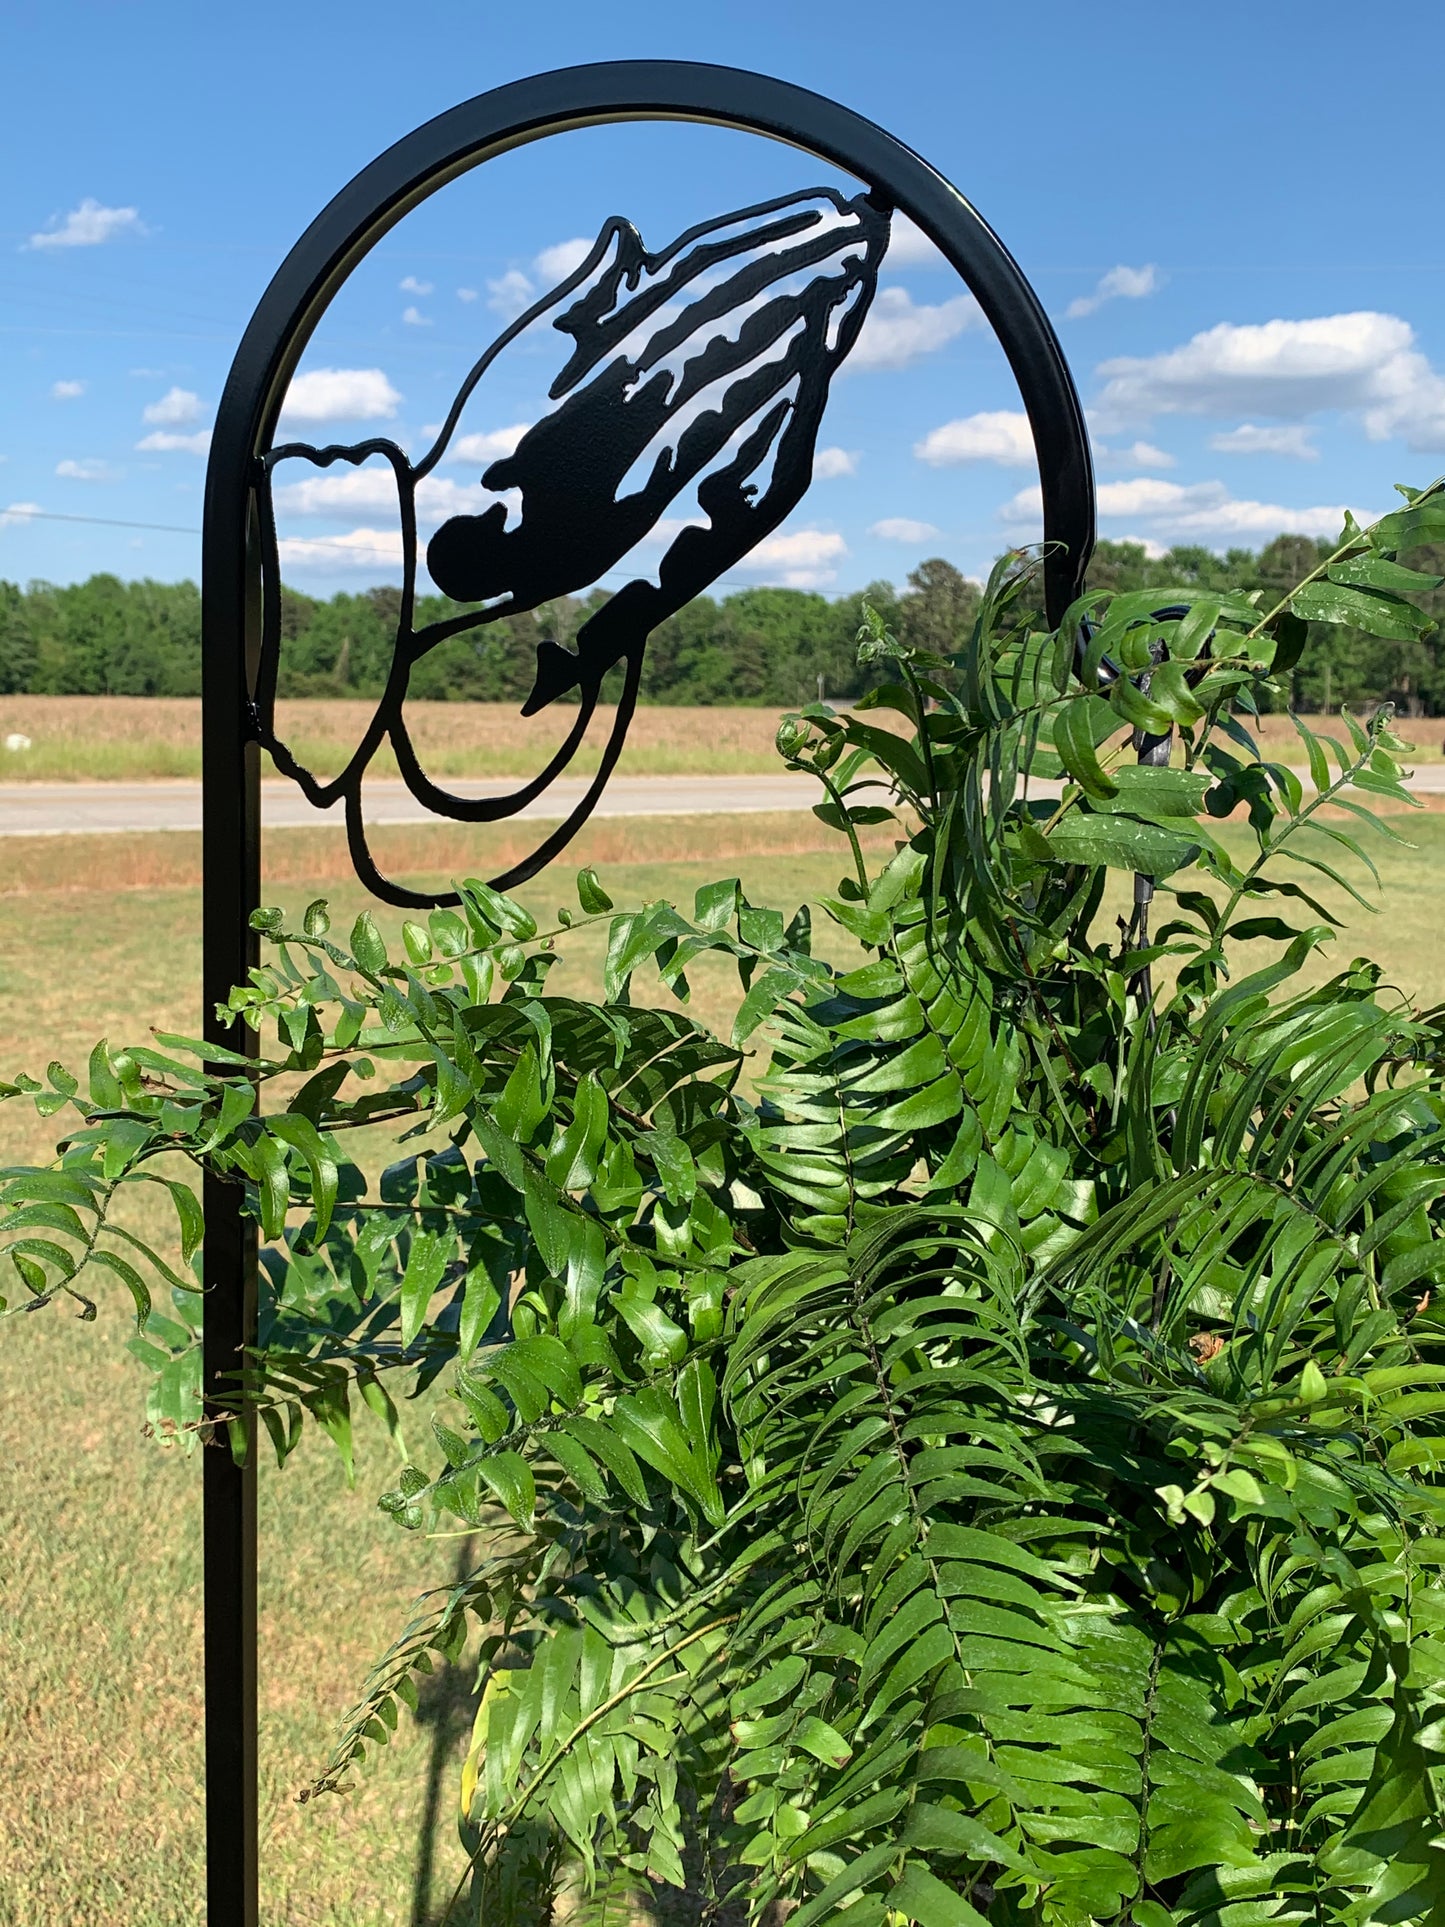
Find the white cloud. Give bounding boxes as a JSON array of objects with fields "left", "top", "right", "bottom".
[
  {"left": 279, "top": 367, "right": 401, "bottom": 425},
  {"left": 276, "top": 527, "right": 405, "bottom": 571},
  {"left": 852, "top": 288, "right": 979, "bottom": 372},
  {"left": 534, "top": 237, "right": 593, "bottom": 283},
  {"left": 1002, "top": 473, "right": 1360, "bottom": 544},
  {"left": 399, "top": 275, "right": 434, "bottom": 295},
  {"left": 1208, "top": 422, "right": 1319, "bottom": 460},
  {"left": 272, "top": 468, "right": 485, "bottom": 522},
  {"left": 1093, "top": 438, "right": 1177, "bottom": 469},
  {"left": 1109, "top": 441, "right": 1179, "bottom": 470},
  {"left": 50, "top": 379, "right": 85, "bottom": 401},
  {"left": 136, "top": 429, "right": 211, "bottom": 454},
  {"left": 456, "top": 287, "right": 479, "bottom": 303},
  {"left": 402, "top": 305, "right": 431, "bottom": 327},
  {"left": 886, "top": 214, "right": 946, "bottom": 268},
  {"left": 1067, "top": 263, "right": 1162, "bottom": 320},
  {"left": 812, "top": 446, "right": 858, "bottom": 479},
  {"left": 871, "top": 517, "right": 940, "bottom": 543},
  {"left": 0, "top": 502, "right": 40, "bottom": 527},
  {"left": 446, "top": 424, "right": 532, "bottom": 466},
  {"left": 142, "top": 385, "right": 200, "bottom": 426},
  {"left": 735, "top": 527, "right": 848, "bottom": 589},
  {"left": 915, "top": 409, "right": 1034, "bottom": 467},
  {"left": 27, "top": 198, "right": 146, "bottom": 250},
  {"left": 1092, "top": 311, "right": 1445, "bottom": 448},
  {"left": 56, "top": 458, "right": 118, "bottom": 481},
  {"left": 488, "top": 269, "right": 536, "bottom": 321},
  {"left": 637, "top": 515, "right": 709, "bottom": 546}
]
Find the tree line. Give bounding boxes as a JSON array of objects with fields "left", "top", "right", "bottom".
[{"left": 2, "top": 534, "right": 1442, "bottom": 709}]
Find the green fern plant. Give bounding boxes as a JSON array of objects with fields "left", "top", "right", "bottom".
[{"left": 7, "top": 481, "right": 1445, "bottom": 1923}]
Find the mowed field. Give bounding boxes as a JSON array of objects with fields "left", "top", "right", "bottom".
[
  {"left": 4, "top": 800, "right": 1445, "bottom": 1925},
  {"left": 0, "top": 694, "right": 1434, "bottom": 786}
]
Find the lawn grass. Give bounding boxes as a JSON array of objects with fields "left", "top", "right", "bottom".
[
  {"left": 0, "top": 826, "right": 860, "bottom": 1927},
  {"left": 4, "top": 804, "right": 1444, "bottom": 1924}
]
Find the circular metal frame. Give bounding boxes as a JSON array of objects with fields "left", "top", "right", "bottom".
[{"left": 197, "top": 61, "right": 1097, "bottom": 1927}]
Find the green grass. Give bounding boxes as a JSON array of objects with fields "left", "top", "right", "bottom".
[
  {"left": 3, "top": 815, "right": 1443, "bottom": 1924},
  {"left": 0, "top": 847, "right": 851, "bottom": 1927}
]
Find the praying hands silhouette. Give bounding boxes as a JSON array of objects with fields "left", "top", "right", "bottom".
[{"left": 256, "top": 187, "right": 890, "bottom": 905}]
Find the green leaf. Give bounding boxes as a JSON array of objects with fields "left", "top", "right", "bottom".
[
  {"left": 458, "top": 1269, "right": 501, "bottom": 1361},
  {"left": 616, "top": 1293, "right": 688, "bottom": 1367},
  {"left": 1328, "top": 553, "right": 1442, "bottom": 593},
  {"left": 473, "top": 1113, "right": 524, "bottom": 1192},
  {"left": 477, "top": 1451, "right": 535, "bottom": 1529},
  {"left": 1290, "top": 579, "right": 1433, "bottom": 640},
  {"left": 250, "top": 1134, "right": 289, "bottom": 1240},
  {"left": 544, "top": 1073, "right": 608, "bottom": 1192},
  {"left": 733, "top": 967, "right": 804, "bottom": 1046},
  {"left": 889, "top": 1864, "right": 989, "bottom": 1927},
  {"left": 576, "top": 866, "right": 614, "bottom": 914},
  {"left": 523, "top": 1168, "right": 573, "bottom": 1278},
  {"left": 100, "top": 1117, "right": 150, "bottom": 1180},
  {"left": 267, "top": 1115, "right": 339, "bottom": 1239},
  {"left": 1095, "top": 766, "right": 1210, "bottom": 820},
  {"left": 461, "top": 877, "right": 536, "bottom": 941},
  {"left": 694, "top": 877, "right": 740, "bottom": 932},
  {"left": 792, "top": 1716, "right": 853, "bottom": 1767},
  {"left": 1045, "top": 812, "right": 1202, "bottom": 876},
  {"left": 1053, "top": 697, "right": 1120, "bottom": 799},
  {"left": 87, "top": 1039, "right": 123, "bottom": 1109},
  {"left": 349, "top": 911, "right": 388, "bottom": 973},
  {"left": 1371, "top": 498, "right": 1445, "bottom": 552},
  {"left": 399, "top": 1230, "right": 449, "bottom": 1347},
  {"left": 89, "top": 1248, "right": 152, "bottom": 1330}
]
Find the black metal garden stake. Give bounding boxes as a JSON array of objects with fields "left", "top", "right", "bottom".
[{"left": 199, "top": 60, "right": 1097, "bottom": 1924}]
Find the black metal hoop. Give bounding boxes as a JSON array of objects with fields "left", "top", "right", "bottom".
[{"left": 199, "top": 59, "right": 1095, "bottom": 1926}]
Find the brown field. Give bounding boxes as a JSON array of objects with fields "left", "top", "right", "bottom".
[
  {"left": 0, "top": 696, "right": 1436, "bottom": 789},
  {"left": 0, "top": 697, "right": 823, "bottom": 785}
]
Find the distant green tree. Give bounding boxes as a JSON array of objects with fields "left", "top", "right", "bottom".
[
  {"left": 0, "top": 581, "right": 36, "bottom": 694},
  {"left": 4, "top": 533, "right": 1441, "bottom": 711},
  {"left": 895, "top": 557, "right": 980, "bottom": 660}
]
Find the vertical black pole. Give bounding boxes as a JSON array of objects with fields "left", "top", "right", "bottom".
[{"left": 201, "top": 483, "right": 262, "bottom": 1927}]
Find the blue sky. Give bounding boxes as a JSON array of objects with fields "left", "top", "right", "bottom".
[{"left": 4, "top": 0, "right": 1445, "bottom": 600}]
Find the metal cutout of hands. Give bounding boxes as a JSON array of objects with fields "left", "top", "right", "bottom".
[{"left": 256, "top": 188, "right": 889, "bottom": 906}]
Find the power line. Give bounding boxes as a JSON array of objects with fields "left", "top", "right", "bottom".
[{"left": 3, "top": 508, "right": 202, "bottom": 537}]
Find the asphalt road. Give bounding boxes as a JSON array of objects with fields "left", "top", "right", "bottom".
[
  {"left": 2, "top": 763, "right": 1442, "bottom": 836},
  {"left": 0, "top": 773, "right": 829, "bottom": 836}
]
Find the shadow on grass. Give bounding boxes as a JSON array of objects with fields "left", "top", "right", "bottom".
[{"left": 409, "top": 1536, "right": 481, "bottom": 1927}]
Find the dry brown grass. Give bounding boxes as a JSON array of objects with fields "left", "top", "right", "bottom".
[
  {"left": 1245, "top": 710, "right": 1445, "bottom": 763},
  {"left": 0, "top": 697, "right": 840, "bottom": 784},
  {"left": 0, "top": 698, "right": 1435, "bottom": 790}
]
